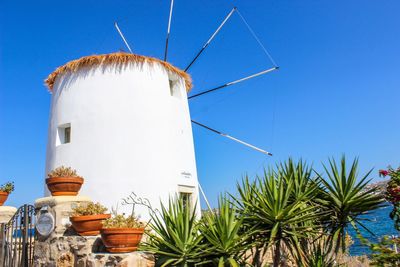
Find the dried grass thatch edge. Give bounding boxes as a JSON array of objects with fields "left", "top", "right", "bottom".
[{"left": 44, "top": 52, "right": 192, "bottom": 92}]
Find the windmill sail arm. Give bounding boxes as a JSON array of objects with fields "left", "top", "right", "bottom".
[
  {"left": 184, "top": 7, "right": 237, "bottom": 72},
  {"left": 191, "top": 120, "right": 272, "bottom": 156},
  {"left": 188, "top": 66, "right": 278, "bottom": 99},
  {"left": 114, "top": 22, "right": 133, "bottom": 53},
  {"left": 164, "top": 0, "right": 175, "bottom": 61},
  {"left": 222, "top": 134, "right": 272, "bottom": 156}
]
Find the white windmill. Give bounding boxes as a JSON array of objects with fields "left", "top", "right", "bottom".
[{"left": 43, "top": 3, "right": 278, "bottom": 220}]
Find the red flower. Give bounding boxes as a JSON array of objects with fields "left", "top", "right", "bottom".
[{"left": 379, "top": 169, "right": 389, "bottom": 177}]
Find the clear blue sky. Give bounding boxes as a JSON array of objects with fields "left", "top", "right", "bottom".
[{"left": 1, "top": 0, "right": 399, "bottom": 208}]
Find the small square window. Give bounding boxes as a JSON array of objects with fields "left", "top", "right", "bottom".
[
  {"left": 169, "top": 79, "right": 175, "bottom": 96},
  {"left": 180, "top": 192, "right": 192, "bottom": 209},
  {"left": 56, "top": 123, "right": 71, "bottom": 146},
  {"left": 64, "top": 127, "right": 71, "bottom": 143},
  {"left": 168, "top": 78, "right": 181, "bottom": 98}
]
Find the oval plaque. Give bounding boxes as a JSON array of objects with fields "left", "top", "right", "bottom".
[{"left": 36, "top": 213, "right": 55, "bottom": 237}]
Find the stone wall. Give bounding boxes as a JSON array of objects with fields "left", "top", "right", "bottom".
[
  {"left": 33, "top": 196, "right": 154, "bottom": 267},
  {"left": 34, "top": 235, "right": 154, "bottom": 267}
]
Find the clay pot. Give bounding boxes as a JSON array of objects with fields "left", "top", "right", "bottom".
[
  {"left": 0, "top": 191, "right": 9, "bottom": 206},
  {"left": 70, "top": 214, "right": 111, "bottom": 236},
  {"left": 100, "top": 228, "right": 145, "bottom": 253},
  {"left": 46, "top": 177, "right": 84, "bottom": 196}
]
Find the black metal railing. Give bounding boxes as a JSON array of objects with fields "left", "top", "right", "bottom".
[{"left": 0, "top": 204, "right": 36, "bottom": 267}]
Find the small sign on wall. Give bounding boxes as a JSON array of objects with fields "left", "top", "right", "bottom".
[
  {"left": 181, "top": 171, "right": 192, "bottom": 179},
  {"left": 36, "top": 213, "right": 55, "bottom": 237}
]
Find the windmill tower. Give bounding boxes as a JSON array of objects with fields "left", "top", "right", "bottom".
[
  {"left": 43, "top": 4, "right": 277, "bottom": 219},
  {"left": 44, "top": 54, "right": 201, "bottom": 219}
]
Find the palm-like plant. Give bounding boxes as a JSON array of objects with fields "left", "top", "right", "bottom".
[
  {"left": 278, "top": 159, "right": 322, "bottom": 202},
  {"left": 299, "top": 239, "right": 337, "bottom": 267},
  {"left": 199, "top": 196, "right": 252, "bottom": 267},
  {"left": 235, "top": 164, "right": 322, "bottom": 267},
  {"left": 141, "top": 157, "right": 384, "bottom": 266},
  {"left": 277, "top": 159, "right": 325, "bottom": 263},
  {"left": 234, "top": 176, "right": 266, "bottom": 266},
  {"left": 142, "top": 198, "right": 204, "bottom": 267},
  {"left": 317, "top": 156, "right": 385, "bottom": 254}
]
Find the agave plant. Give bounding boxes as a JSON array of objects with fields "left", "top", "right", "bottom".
[
  {"left": 199, "top": 196, "right": 253, "bottom": 267},
  {"left": 235, "top": 163, "right": 322, "bottom": 267},
  {"left": 278, "top": 159, "right": 322, "bottom": 202},
  {"left": 317, "top": 156, "right": 385, "bottom": 254},
  {"left": 299, "top": 239, "right": 337, "bottom": 267},
  {"left": 276, "top": 159, "right": 325, "bottom": 264},
  {"left": 141, "top": 198, "right": 204, "bottom": 267},
  {"left": 233, "top": 176, "right": 266, "bottom": 266}
]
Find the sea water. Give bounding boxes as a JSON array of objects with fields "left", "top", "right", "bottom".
[{"left": 348, "top": 204, "right": 398, "bottom": 256}]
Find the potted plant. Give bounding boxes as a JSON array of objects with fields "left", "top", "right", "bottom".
[
  {"left": 46, "top": 166, "right": 84, "bottom": 196},
  {"left": 70, "top": 202, "right": 111, "bottom": 236},
  {"left": 0, "top": 182, "right": 14, "bottom": 206},
  {"left": 100, "top": 213, "right": 145, "bottom": 253}
]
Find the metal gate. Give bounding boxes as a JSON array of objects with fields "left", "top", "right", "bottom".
[{"left": 0, "top": 205, "right": 36, "bottom": 267}]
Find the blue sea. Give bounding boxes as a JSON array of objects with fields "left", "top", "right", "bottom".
[{"left": 348, "top": 203, "right": 398, "bottom": 256}]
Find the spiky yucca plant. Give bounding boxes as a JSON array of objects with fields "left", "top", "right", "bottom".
[
  {"left": 142, "top": 198, "right": 204, "bottom": 267},
  {"left": 317, "top": 156, "right": 385, "bottom": 254},
  {"left": 141, "top": 157, "right": 384, "bottom": 266},
  {"left": 199, "top": 196, "right": 253, "bottom": 267},
  {"left": 235, "top": 164, "right": 322, "bottom": 267},
  {"left": 300, "top": 239, "right": 337, "bottom": 267}
]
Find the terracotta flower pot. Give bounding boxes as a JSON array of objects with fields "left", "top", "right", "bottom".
[
  {"left": 0, "top": 192, "right": 9, "bottom": 206},
  {"left": 46, "top": 177, "right": 84, "bottom": 196},
  {"left": 70, "top": 214, "right": 111, "bottom": 236},
  {"left": 100, "top": 228, "right": 145, "bottom": 253}
]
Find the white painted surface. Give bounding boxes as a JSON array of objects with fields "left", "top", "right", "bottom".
[
  {"left": 35, "top": 196, "right": 92, "bottom": 208},
  {"left": 0, "top": 206, "right": 17, "bottom": 224},
  {"left": 45, "top": 61, "right": 201, "bottom": 220}
]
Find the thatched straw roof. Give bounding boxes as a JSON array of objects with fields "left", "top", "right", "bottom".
[{"left": 45, "top": 52, "right": 192, "bottom": 92}]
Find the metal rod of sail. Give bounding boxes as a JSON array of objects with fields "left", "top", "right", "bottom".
[
  {"left": 164, "top": 0, "right": 175, "bottom": 61},
  {"left": 184, "top": 7, "right": 237, "bottom": 72},
  {"left": 114, "top": 22, "right": 133, "bottom": 53},
  {"left": 198, "top": 182, "right": 212, "bottom": 211},
  {"left": 191, "top": 120, "right": 272, "bottom": 156},
  {"left": 188, "top": 66, "right": 278, "bottom": 99},
  {"left": 236, "top": 9, "right": 278, "bottom": 67}
]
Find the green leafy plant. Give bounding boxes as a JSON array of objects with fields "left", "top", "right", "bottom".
[
  {"left": 300, "top": 239, "right": 337, "bottom": 267},
  {"left": 72, "top": 202, "right": 108, "bottom": 216},
  {"left": 0, "top": 182, "right": 14, "bottom": 194},
  {"left": 199, "top": 196, "right": 253, "bottom": 267},
  {"left": 142, "top": 198, "right": 205, "bottom": 267},
  {"left": 368, "top": 236, "right": 400, "bottom": 266},
  {"left": 317, "top": 156, "right": 385, "bottom": 254},
  {"left": 47, "top": 166, "right": 80, "bottom": 178},
  {"left": 139, "top": 157, "right": 384, "bottom": 266},
  {"left": 234, "top": 161, "right": 322, "bottom": 267}
]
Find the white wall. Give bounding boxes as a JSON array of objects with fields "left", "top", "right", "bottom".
[{"left": 45, "top": 62, "right": 201, "bottom": 220}]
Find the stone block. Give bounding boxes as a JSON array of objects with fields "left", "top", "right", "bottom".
[
  {"left": 116, "top": 252, "right": 155, "bottom": 267},
  {"left": 35, "top": 196, "right": 92, "bottom": 236},
  {"left": 0, "top": 206, "right": 17, "bottom": 223}
]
